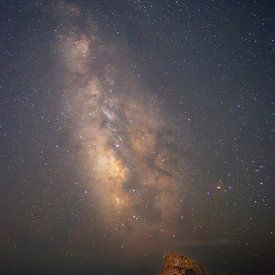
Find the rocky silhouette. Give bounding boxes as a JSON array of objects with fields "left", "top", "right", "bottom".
[{"left": 161, "top": 254, "right": 205, "bottom": 275}]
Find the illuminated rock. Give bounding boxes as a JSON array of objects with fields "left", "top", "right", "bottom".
[{"left": 161, "top": 254, "right": 204, "bottom": 275}]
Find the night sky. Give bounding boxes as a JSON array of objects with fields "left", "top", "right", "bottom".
[{"left": 0, "top": 1, "right": 274, "bottom": 274}]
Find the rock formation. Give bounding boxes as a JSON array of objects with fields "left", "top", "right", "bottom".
[{"left": 161, "top": 254, "right": 205, "bottom": 275}]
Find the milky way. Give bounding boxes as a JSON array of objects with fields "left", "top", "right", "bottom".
[{"left": 54, "top": 1, "right": 187, "bottom": 256}]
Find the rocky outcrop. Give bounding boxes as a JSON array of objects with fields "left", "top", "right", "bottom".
[{"left": 161, "top": 254, "right": 205, "bottom": 275}]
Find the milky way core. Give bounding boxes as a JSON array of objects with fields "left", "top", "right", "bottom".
[{"left": 54, "top": 1, "right": 186, "bottom": 256}]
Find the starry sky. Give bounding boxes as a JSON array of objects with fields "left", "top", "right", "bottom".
[{"left": 0, "top": 1, "right": 274, "bottom": 274}]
